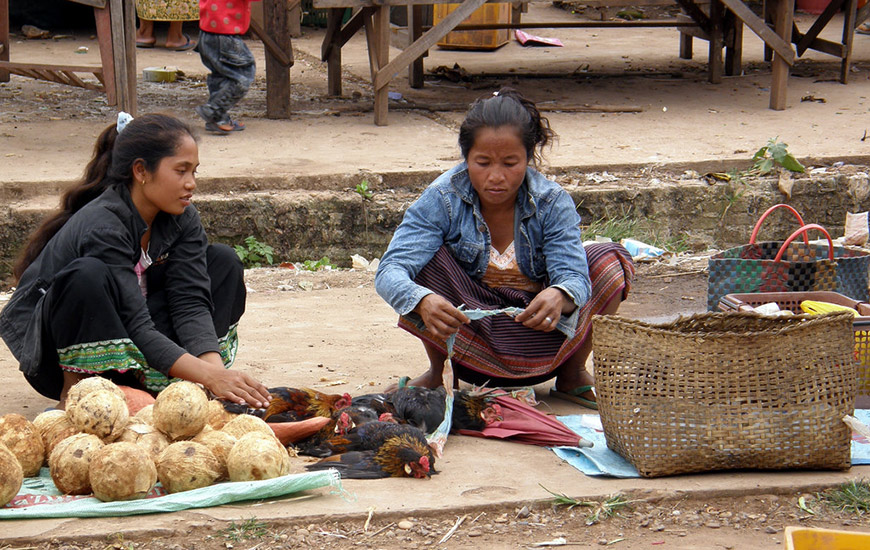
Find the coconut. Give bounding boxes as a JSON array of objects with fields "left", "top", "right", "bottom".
[
  {"left": 89, "top": 442, "right": 157, "bottom": 501},
  {"left": 67, "top": 388, "right": 129, "bottom": 441},
  {"left": 65, "top": 376, "right": 125, "bottom": 417},
  {"left": 118, "top": 423, "right": 170, "bottom": 463},
  {"left": 227, "top": 432, "right": 292, "bottom": 482},
  {"left": 155, "top": 441, "right": 221, "bottom": 493},
  {"left": 32, "top": 410, "right": 78, "bottom": 456},
  {"left": 0, "top": 413, "right": 46, "bottom": 477},
  {"left": 220, "top": 414, "right": 275, "bottom": 441},
  {"left": 49, "top": 433, "right": 104, "bottom": 495},
  {"left": 152, "top": 381, "right": 209, "bottom": 441},
  {"left": 0, "top": 442, "right": 24, "bottom": 507},
  {"left": 133, "top": 404, "right": 154, "bottom": 426},
  {"left": 193, "top": 428, "right": 237, "bottom": 481},
  {"left": 205, "top": 399, "right": 237, "bottom": 430}
]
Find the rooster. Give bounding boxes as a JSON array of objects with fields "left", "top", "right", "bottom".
[
  {"left": 451, "top": 389, "right": 503, "bottom": 432},
  {"left": 305, "top": 433, "right": 435, "bottom": 479},
  {"left": 353, "top": 385, "right": 448, "bottom": 434},
  {"left": 296, "top": 405, "right": 379, "bottom": 457},
  {"left": 311, "top": 420, "right": 430, "bottom": 457},
  {"left": 260, "top": 387, "right": 353, "bottom": 421}
]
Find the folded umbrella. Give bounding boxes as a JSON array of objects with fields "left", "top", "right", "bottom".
[{"left": 457, "top": 393, "right": 593, "bottom": 448}]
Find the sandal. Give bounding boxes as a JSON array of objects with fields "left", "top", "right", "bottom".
[
  {"left": 858, "top": 22, "right": 870, "bottom": 36},
  {"left": 549, "top": 385, "right": 598, "bottom": 410},
  {"left": 136, "top": 40, "right": 155, "bottom": 49},
  {"left": 170, "top": 34, "right": 197, "bottom": 52}
]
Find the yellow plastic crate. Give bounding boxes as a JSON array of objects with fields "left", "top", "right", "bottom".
[{"left": 784, "top": 526, "right": 870, "bottom": 550}]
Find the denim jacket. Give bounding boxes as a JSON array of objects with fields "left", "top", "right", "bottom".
[
  {"left": 0, "top": 184, "right": 217, "bottom": 378},
  {"left": 375, "top": 163, "right": 591, "bottom": 336}
]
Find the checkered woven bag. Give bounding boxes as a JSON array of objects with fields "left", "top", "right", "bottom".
[{"left": 707, "top": 205, "right": 870, "bottom": 310}]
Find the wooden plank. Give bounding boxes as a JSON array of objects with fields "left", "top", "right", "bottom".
[
  {"left": 725, "top": 10, "right": 742, "bottom": 76},
  {"left": 675, "top": 0, "right": 711, "bottom": 34},
  {"left": 69, "top": 0, "right": 107, "bottom": 7},
  {"left": 718, "top": 0, "right": 794, "bottom": 65},
  {"left": 62, "top": 70, "right": 89, "bottom": 88},
  {"left": 249, "top": 17, "right": 294, "bottom": 67},
  {"left": 0, "top": 0, "right": 9, "bottom": 82},
  {"left": 263, "top": 0, "right": 292, "bottom": 118},
  {"left": 856, "top": 4, "right": 870, "bottom": 27},
  {"left": 769, "top": 0, "right": 793, "bottom": 110},
  {"left": 374, "top": 0, "right": 488, "bottom": 91},
  {"left": 93, "top": 5, "right": 116, "bottom": 105},
  {"left": 795, "top": 0, "right": 843, "bottom": 55},
  {"left": 373, "top": 6, "right": 390, "bottom": 125},
  {"left": 363, "top": 10, "right": 379, "bottom": 84},
  {"left": 0, "top": 61, "right": 102, "bottom": 72}
]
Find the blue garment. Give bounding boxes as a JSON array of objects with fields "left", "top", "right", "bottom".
[
  {"left": 375, "top": 162, "right": 591, "bottom": 334},
  {"left": 196, "top": 31, "right": 256, "bottom": 124}
]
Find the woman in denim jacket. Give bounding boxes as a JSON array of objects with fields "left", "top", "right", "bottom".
[
  {"left": 375, "top": 89, "right": 633, "bottom": 408},
  {"left": 0, "top": 114, "right": 270, "bottom": 410}
]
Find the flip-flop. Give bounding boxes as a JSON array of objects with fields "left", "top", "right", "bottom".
[
  {"left": 549, "top": 385, "right": 598, "bottom": 410},
  {"left": 858, "top": 23, "right": 870, "bottom": 36},
  {"left": 136, "top": 41, "right": 155, "bottom": 49},
  {"left": 171, "top": 35, "right": 197, "bottom": 52}
]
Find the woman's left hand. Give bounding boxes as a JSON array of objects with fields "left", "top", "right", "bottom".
[{"left": 514, "top": 287, "right": 573, "bottom": 332}]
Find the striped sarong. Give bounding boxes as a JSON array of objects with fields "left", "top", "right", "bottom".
[{"left": 398, "top": 243, "right": 634, "bottom": 385}]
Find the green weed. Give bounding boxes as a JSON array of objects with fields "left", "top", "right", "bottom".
[
  {"left": 581, "top": 212, "right": 689, "bottom": 254},
  {"left": 217, "top": 517, "right": 270, "bottom": 542},
  {"left": 234, "top": 236, "right": 275, "bottom": 268},
  {"left": 541, "top": 485, "right": 634, "bottom": 525},
  {"left": 751, "top": 137, "right": 805, "bottom": 175},
  {"left": 301, "top": 256, "right": 336, "bottom": 271},
  {"left": 818, "top": 480, "right": 870, "bottom": 516},
  {"left": 355, "top": 180, "right": 374, "bottom": 200}
]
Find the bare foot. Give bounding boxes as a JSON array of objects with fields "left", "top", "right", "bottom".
[{"left": 554, "top": 369, "right": 596, "bottom": 403}]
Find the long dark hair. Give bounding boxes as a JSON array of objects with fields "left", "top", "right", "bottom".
[
  {"left": 458, "top": 87, "right": 556, "bottom": 166},
  {"left": 13, "top": 113, "right": 195, "bottom": 281}
]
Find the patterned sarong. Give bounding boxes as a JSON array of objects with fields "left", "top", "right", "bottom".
[{"left": 398, "top": 243, "right": 634, "bottom": 384}]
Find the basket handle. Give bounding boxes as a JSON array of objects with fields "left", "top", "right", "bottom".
[
  {"left": 749, "top": 204, "right": 809, "bottom": 245},
  {"left": 773, "top": 224, "right": 834, "bottom": 262}
]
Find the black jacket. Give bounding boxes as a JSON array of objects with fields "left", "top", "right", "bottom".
[{"left": 0, "top": 184, "right": 219, "bottom": 377}]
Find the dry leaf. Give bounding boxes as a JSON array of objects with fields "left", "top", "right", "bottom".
[{"left": 778, "top": 170, "right": 793, "bottom": 199}]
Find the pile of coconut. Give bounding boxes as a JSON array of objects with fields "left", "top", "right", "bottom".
[{"left": 0, "top": 378, "right": 300, "bottom": 505}]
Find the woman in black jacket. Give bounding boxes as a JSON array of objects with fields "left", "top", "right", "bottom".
[{"left": 0, "top": 113, "right": 270, "bottom": 410}]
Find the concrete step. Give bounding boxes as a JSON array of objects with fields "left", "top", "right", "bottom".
[{"left": 2, "top": 166, "right": 869, "bottom": 281}]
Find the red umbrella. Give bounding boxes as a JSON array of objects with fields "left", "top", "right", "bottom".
[{"left": 456, "top": 392, "right": 592, "bottom": 448}]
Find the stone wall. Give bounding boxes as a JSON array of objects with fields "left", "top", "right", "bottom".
[{"left": 2, "top": 166, "right": 869, "bottom": 283}]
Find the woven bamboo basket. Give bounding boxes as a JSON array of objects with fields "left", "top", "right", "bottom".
[{"left": 592, "top": 311, "right": 856, "bottom": 478}]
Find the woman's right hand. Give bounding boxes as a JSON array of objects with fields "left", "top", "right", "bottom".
[
  {"left": 415, "top": 294, "right": 469, "bottom": 340},
  {"left": 169, "top": 353, "right": 271, "bottom": 409}
]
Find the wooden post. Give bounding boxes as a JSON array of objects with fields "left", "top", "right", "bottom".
[
  {"left": 840, "top": 0, "right": 857, "bottom": 84},
  {"left": 724, "top": 9, "right": 742, "bottom": 76},
  {"left": 289, "top": 0, "right": 302, "bottom": 38},
  {"left": 109, "top": 0, "right": 129, "bottom": 113},
  {"left": 0, "top": 0, "right": 10, "bottom": 82},
  {"left": 408, "top": 5, "right": 424, "bottom": 88},
  {"left": 264, "top": 0, "right": 292, "bottom": 118},
  {"left": 769, "top": 0, "right": 793, "bottom": 110},
  {"left": 94, "top": 6, "right": 116, "bottom": 105},
  {"left": 122, "top": 0, "right": 137, "bottom": 114},
  {"left": 707, "top": 0, "right": 723, "bottom": 84},
  {"left": 372, "top": 6, "right": 390, "bottom": 125},
  {"left": 325, "top": 8, "right": 343, "bottom": 96}
]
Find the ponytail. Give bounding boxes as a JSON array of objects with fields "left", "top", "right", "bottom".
[
  {"left": 458, "top": 87, "right": 556, "bottom": 166},
  {"left": 12, "top": 113, "right": 196, "bottom": 281},
  {"left": 12, "top": 123, "right": 118, "bottom": 280}
]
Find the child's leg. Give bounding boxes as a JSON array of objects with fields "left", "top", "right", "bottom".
[{"left": 196, "top": 33, "right": 255, "bottom": 123}]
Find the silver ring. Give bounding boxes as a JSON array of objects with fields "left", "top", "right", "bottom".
[{"left": 545, "top": 316, "right": 553, "bottom": 324}]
